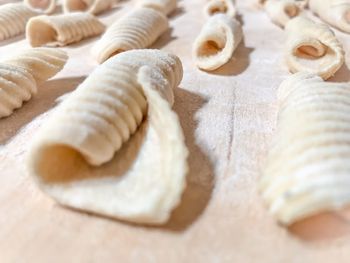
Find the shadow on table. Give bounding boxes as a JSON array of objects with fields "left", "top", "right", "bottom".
[
  {"left": 329, "top": 63, "right": 350, "bottom": 82},
  {"left": 0, "top": 34, "right": 25, "bottom": 47},
  {"left": 0, "top": 76, "right": 85, "bottom": 144},
  {"left": 151, "top": 27, "right": 177, "bottom": 50}
]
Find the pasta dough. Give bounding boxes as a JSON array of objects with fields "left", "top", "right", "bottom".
[
  {"left": 26, "top": 12, "right": 105, "bottom": 47},
  {"left": 137, "top": 0, "right": 177, "bottom": 15},
  {"left": 92, "top": 7, "right": 168, "bottom": 64},
  {"left": 309, "top": 0, "right": 350, "bottom": 33},
  {"left": 0, "top": 48, "right": 68, "bottom": 118},
  {"left": 24, "top": 0, "right": 56, "bottom": 14},
  {"left": 285, "top": 17, "right": 344, "bottom": 80},
  {"left": 264, "top": 0, "right": 302, "bottom": 28},
  {"left": 0, "top": 3, "right": 38, "bottom": 41},
  {"left": 63, "top": 0, "right": 115, "bottom": 15},
  {"left": 260, "top": 72, "right": 350, "bottom": 225},
  {"left": 27, "top": 49, "right": 188, "bottom": 225},
  {"left": 192, "top": 14, "right": 243, "bottom": 71},
  {"left": 204, "top": 0, "right": 236, "bottom": 18}
]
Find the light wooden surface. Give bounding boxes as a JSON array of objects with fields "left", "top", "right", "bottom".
[{"left": 2, "top": 0, "right": 350, "bottom": 262}]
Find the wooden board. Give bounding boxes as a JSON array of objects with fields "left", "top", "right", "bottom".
[{"left": 1, "top": 0, "right": 350, "bottom": 262}]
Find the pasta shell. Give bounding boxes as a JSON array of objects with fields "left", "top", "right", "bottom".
[
  {"left": 204, "top": 0, "right": 236, "bottom": 18},
  {"left": 63, "top": 0, "right": 115, "bottom": 15},
  {"left": 26, "top": 12, "right": 105, "bottom": 47},
  {"left": 92, "top": 8, "right": 168, "bottom": 64},
  {"left": 24, "top": 0, "right": 56, "bottom": 14},
  {"left": 137, "top": 0, "right": 177, "bottom": 16},
  {"left": 285, "top": 17, "right": 344, "bottom": 80},
  {"left": 260, "top": 72, "right": 350, "bottom": 225},
  {"left": 0, "top": 3, "right": 38, "bottom": 41},
  {"left": 264, "top": 0, "right": 302, "bottom": 28},
  {"left": 192, "top": 14, "right": 243, "bottom": 71},
  {"left": 0, "top": 47, "right": 68, "bottom": 118},
  {"left": 309, "top": 0, "right": 350, "bottom": 33},
  {"left": 27, "top": 49, "right": 188, "bottom": 225}
]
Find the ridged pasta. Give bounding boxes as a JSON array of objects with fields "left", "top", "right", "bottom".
[
  {"left": 204, "top": 0, "right": 236, "bottom": 18},
  {"left": 24, "top": 0, "right": 56, "bottom": 14},
  {"left": 260, "top": 72, "right": 350, "bottom": 225},
  {"left": 264, "top": 0, "right": 302, "bottom": 28},
  {"left": 26, "top": 12, "right": 105, "bottom": 47},
  {"left": 0, "top": 3, "right": 38, "bottom": 41},
  {"left": 285, "top": 17, "right": 344, "bottom": 80},
  {"left": 192, "top": 14, "right": 243, "bottom": 71},
  {"left": 137, "top": 0, "right": 177, "bottom": 15},
  {"left": 0, "top": 47, "right": 68, "bottom": 118},
  {"left": 28, "top": 49, "right": 188, "bottom": 225},
  {"left": 309, "top": 0, "right": 350, "bottom": 33},
  {"left": 91, "top": 7, "right": 168, "bottom": 64},
  {"left": 63, "top": 0, "right": 115, "bottom": 15}
]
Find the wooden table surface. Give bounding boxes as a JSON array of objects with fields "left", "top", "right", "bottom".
[{"left": 2, "top": 0, "right": 350, "bottom": 262}]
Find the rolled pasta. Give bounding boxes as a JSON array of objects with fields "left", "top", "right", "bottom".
[
  {"left": 204, "top": 0, "right": 236, "bottom": 18},
  {"left": 24, "top": 0, "right": 56, "bottom": 14},
  {"left": 260, "top": 72, "right": 350, "bottom": 225},
  {"left": 285, "top": 17, "right": 344, "bottom": 80},
  {"left": 0, "top": 48, "right": 68, "bottom": 118},
  {"left": 92, "top": 7, "right": 168, "bottom": 64},
  {"left": 192, "top": 14, "right": 243, "bottom": 71},
  {"left": 137, "top": 0, "right": 177, "bottom": 15},
  {"left": 0, "top": 3, "right": 38, "bottom": 41},
  {"left": 63, "top": 0, "right": 115, "bottom": 15},
  {"left": 26, "top": 12, "right": 105, "bottom": 47},
  {"left": 309, "top": 0, "right": 350, "bottom": 33},
  {"left": 27, "top": 49, "right": 188, "bottom": 225},
  {"left": 264, "top": 0, "right": 302, "bottom": 28}
]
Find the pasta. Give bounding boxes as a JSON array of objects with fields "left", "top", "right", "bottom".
[
  {"left": 24, "top": 0, "right": 57, "bottom": 14},
  {"left": 260, "top": 72, "right": 350, "bottom": 225},
  {"left": 63, "top": 0, "right": 115, "bottom": 15},
  {"left": 192, "top": 14, "right": 243, "bottom": 71},
  {"left": 137, "top": 0, "right": 177, "bottom": 15},
  {"left": 92, "top": 8, "right": 168, "bottom": 64},
  {"left": 27, "top": 49, "right": 188, "bottom": 225},
  {"left": 26, "top": 12, "right": 105, "bottom": 47},
  {"left": 0, "top": 3, "right": 38, "bottom": 41},
  {"left": 0, "top": 48, "right": 68, "bottom": 118},
  {"left": 309, "top": 0, "right": 350, "bottom": 33},
  {"left": 285, "top": 17, "right": 344, "bottom": 80},
  {"left": 204, "top": 0, "right": 236, "bottom": 18},
  {"left": 264, "top": 0, "right": 302, "bottom": 28}
]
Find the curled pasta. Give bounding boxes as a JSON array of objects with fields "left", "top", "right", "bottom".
[
  {"left": 309, "top": 0, "right": 350, "bottom": 33},
  {"left": 204, "top": 0, "right": 236, "bottom": 18},
  {"left": 264, "top": 0, "right": 302, "bottom": 28},
  {"left": 285, "top": 17, "right": 344, "bottom": 80},
  {"left": 27, "top": 49, "right": 188, "bottom": 225},
  {"left": 0, "top": 48, "right": 68, "bottom": 118},
  {"left": 24, "top": 0, "right": 56, "bottom": 14},
  {"left": 0, "top": 3, "right": 38, "bottom": 41},
  {"left": 63, "top": 0, "right": 115, "bottom": 15},
  {"left": 137, "top": 0, "right": 177, "bottom": 15},
  {"left": 260, "top": 72, "right": 350, "bottom": 225},
  {"left": 92, "top": 7, "right": 168, "bottom": 64},
  {"left": 192, "top": 14, "right": 243, "bottom": 71},
  {"left": 26, "top": 12, "right": 105, "bottom": 47}
]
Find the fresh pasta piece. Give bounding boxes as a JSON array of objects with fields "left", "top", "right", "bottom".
[
  {"left": 24, "top": 0, "right": 56, "bottom": 14},
  {"left": 137, "top": 0, "right": 177, "bottom": 15},
  {"left": 26, "top": 12, "right": 105, "bottom": 47},
  {"left": 260, "top": 72, "right": 350, "bottom": 225},
  {"left": 63, "top": 0, "right": 115, "bottom": 15},
  {"left": 285, "top": 17, "right": 344, "bottom": 80},
  {"left": 27, "top": 49, "right": 188, "bottom": 225},
  {"left": 0, "top": 47, "right": 68, "bottom": 118},
  {"left": 0, "top": 3, "right": 38, "bottom": 41},
  {"left": 204, "top": 0, "right": 236, "bottom": 18},
  {"left": 192, "top": 14, "right": 243, "bottom": 71},
  {"left": 309, "top": 0, "right": 350, "bottom": 33},
  {"left": 92, "top": 8, "right": 168, "bottom": 64},
  {"left": 264, "top": 0, "right": 302, "bottom": 28}
]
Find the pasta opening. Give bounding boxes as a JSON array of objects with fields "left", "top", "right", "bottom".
[
  {"left": 295, "top": 43, "right": 327, "bottom": 59},
  {"left": 197, "top": 40, "right": 224, "bottom": 58},
  {"left": 27, "top": 0, "right": 51, "bottom": 10},
  {"left": 208, "top": 5, "right": 227, "bottom": 16},
  {"left": 284, "top": 4, "right": 299, "bottom": 18},
  {"left": 27, "top": 19, "right": 58, "bottom": 47},
  {"left": 65, "top": 0, "right": 89, "bottom": 12}
]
